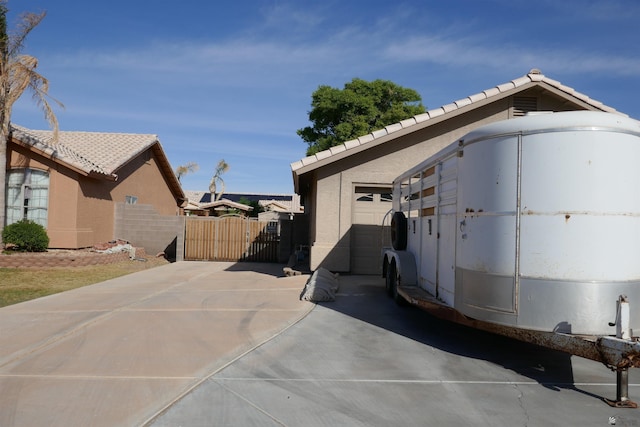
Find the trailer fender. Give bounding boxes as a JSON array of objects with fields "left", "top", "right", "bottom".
[{"left": 383, "top": 250, "right": 417, "bottom": 286}]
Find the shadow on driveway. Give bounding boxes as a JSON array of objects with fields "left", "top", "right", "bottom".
[{"left": 320, "top": 274, "right": 621, "bottom": 404}]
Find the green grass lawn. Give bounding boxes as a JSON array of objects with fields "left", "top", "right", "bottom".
[{"left": 0, "top": 257, "right": 169, "bottom": 307}]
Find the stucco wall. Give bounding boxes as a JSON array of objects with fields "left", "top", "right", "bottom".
[
  {"left": 73, "top": 149, "right": 179, "bottom": 247},
  {"left": 48, "top": 169, "right": 83, "bottom": 247},
  {"left": 7, "top": 141, "right": 180, "bottom": 249},
  {"left": 305, "top": 91, "right": 590, "bottom": 273},
  {"left": 109, "top": 149, "right": 179, "bottom": 216}
]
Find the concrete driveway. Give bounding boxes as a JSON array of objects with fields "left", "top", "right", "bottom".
[
  {"left": 0, "top": 261, "right": 311, "bottom": 426},
  {"left": 3, "top": 263, "right": 640, "bottom": 426},
  {"left": 151, "top": 275, "right": 640, "bottom": 427}
]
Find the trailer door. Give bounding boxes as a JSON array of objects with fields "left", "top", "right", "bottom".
[
  {"left": 435, "top": 156, "right": 459, "bottom": 306},
  {"left": 456, "top": 136, "right": 519, "bottom": 316}
]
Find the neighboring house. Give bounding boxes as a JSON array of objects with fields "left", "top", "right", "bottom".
[
  {"left": 7, "top": 125, "right": 186, "bottom": 249},
  {"left": 183, "top": 191, "right": 303, "bottom": 219},
  {"left": 258, "top": 200, "right": 296, "bottom": 222},
  {"left": 195, "top": 199, "right": 253, "bottom": 217},
  {"left": 291, "top": 69, "right": 626, "bottom": 274}
]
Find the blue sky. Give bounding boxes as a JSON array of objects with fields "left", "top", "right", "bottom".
[{"left": 9, "top": 0, "right": 640, "bottom": 194}]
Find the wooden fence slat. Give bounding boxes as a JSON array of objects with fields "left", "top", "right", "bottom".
[{"left": 184, "top": 216, "right": 280, "bottom": 262}]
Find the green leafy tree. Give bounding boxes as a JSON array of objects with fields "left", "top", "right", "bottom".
[
  {"left": 298, "top": 78, "right": 425, "bottom": 155},
  {"left": 238, "top": 196, "right": 263, "bottom": 218},
  {"left": 0, "top": 2, "right": 62, "bottom": 242}
]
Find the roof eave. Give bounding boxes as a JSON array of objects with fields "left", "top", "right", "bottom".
[
  {"left": 533, "top": 81, "right": 625, "bottom": 115},
  {"left": 10, "top": 136, "right": 117, "bottom": 180},
  {"left": 149, "top": 142, "right": 186, "bottom": 206},
  {"left": 290, "top": 75, "right": 626, "bottom": 183},
  {"left": 291, "top": 84, "right": 518, "bottom": 178},
  {"left": 293, "top": 169, "right": 301, "bottom": 194}
]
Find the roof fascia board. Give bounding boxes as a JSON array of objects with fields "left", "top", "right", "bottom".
[
  {"left": 534, "top": 81, "right": 623, "bottom": 114},
  {"left": 10, "top": 137, "right": 96, "bottom": 179},
  {"left": 149, "top": 143, "right": 187, "bottom": 203},
  {"left": 291, "top": 79, "right": 625, "bottom": 182}
]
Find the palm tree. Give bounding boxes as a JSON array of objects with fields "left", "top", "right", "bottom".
[
  {"left": 0, "top": 2, "right": 62, "bottom": 242},
  {"left": 175, "top": 161, "right": 199, "bottom": 182},
  {"left": 208, "top": 159, "right": 229, "bottom": 201}
]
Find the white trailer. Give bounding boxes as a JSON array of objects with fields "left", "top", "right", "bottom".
[{"left": 382, "top": 111, "right": 640, "bottom": 407}]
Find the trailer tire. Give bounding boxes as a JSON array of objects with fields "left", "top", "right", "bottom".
[
  {"left": 391, "top": 212, "right": 408, "bottom": 250},
  {"left": 385, "top": 260, "right": 394, "bottom": 297},
  {"left": 388, "top": 260, "right": 407, "bottom": 306}
]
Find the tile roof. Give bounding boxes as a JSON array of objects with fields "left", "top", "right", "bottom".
[
  {"left": 184, "top": 191, "right": 303, "bottom": 212},
  {"left": 184, "top": 190, "right": 207, "bottom": 204},
  {"left": 198, "top": 199, "right": 253, "bottom": 211},
  {"left": 260, "top": 200, "right": 293, "bottom": 212},
  {"left": 11, "top": 125, "right": 160, "bottom": 180},
  {"left": 290, "top": 70, "right": 624, "bottom": 175}
]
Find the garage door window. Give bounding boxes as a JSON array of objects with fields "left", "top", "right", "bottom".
[
  {"left": 356, "top": 193, "right": 374, "bottom": 202},
  {"left": 355, "top": 186, "right": 392, "bottom": 203}
]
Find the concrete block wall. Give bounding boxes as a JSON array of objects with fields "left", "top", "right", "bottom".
[{"left": 114, "top": 203, "right": 185, "bottom": 261}]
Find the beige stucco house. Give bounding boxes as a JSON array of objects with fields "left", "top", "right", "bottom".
[
  {"left": 183, "top": 191, "right": 304, "bottom": 219},
  {"left": 185, "top": 198, "right": 253, "bottom": 217},
  {"left": 291, "top": 70, "right": 626, "bottom": 274},
  {"left": 7, "top": 125, "right": 185, "bottom": 249}
]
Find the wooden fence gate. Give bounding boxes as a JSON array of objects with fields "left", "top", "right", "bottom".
[{"left": 184, "top": 215, "right": 280, "bottom": 262}]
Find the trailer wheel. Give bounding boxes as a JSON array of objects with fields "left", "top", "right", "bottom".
[
  {"left": 385, "top": 260, "right": 394, "bottom": 297},
  {"left": 388, "top": 260, "right": 407, "bottom": 306},
  {"left": 391, "top": 212, "right": 408, "bottom": 250}
]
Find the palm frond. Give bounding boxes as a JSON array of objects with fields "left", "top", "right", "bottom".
[
  {"left": 8, "top": 11, "right": 45, "bottom": 57},
  {"left": 8, "top": 54, "right": 64, "bottom": 142},
  {"left": 175, "top": 162, "right": 199, "bottom": 181}
]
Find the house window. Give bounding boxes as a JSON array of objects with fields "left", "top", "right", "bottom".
[
  {"left": 6, "top": 168, "right": 49, "bottom": 227},
  {"left": 125, "top": 195, "right": 138, "bottom": 204}
]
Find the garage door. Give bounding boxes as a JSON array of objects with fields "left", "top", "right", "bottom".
[{"left": 351, "top": 186, "right": 392, "bottom": 274}]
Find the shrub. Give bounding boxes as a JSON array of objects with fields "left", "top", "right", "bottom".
[{"left": 2, "top": 220, "right": 50, "bottom": 252}]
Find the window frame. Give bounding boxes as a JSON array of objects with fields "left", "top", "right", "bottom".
[{"left": 6, "top": 168, "right": 50, "bottom": 228}]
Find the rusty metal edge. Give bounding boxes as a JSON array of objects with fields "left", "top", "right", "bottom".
[{"left": 397, "top": 285, "right": 640, "bottom": 370}]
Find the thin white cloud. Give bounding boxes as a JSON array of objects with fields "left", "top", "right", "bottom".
[
  {"left": 383, "top": 35, "right": 640, "bottom": 77},
  {"left": 14, "top": 95, "right": 301, "bottom": 138},
  {"left": 258, "top": 2, "right": 327, "bottom": 35},
  {"left": 40, "top": 13, "right": 639, "bottom": 91},
  {"left": 13, "top": 0, "right": 640, "bottom": 194},
  {"left": 554, "top": 0, "right": 640, "bottom": 21}
]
